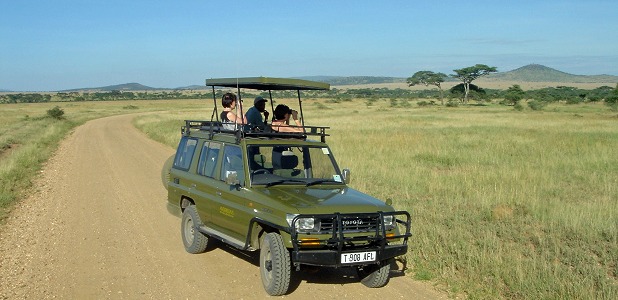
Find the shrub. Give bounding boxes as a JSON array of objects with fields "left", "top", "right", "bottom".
[
  {"left": 400, "top": 99, "right": 412, "bottom": 108},
  {"left": 417, "top": 100, "right": 436, "bottom": 107},
  {"left": 46, "top": 106, "right": 65, "bottom": 119},
  {"left": 325, "top": 98, "right": 341, "bottom": 104},
  {"left": 445, "top": 100, "right": 459, "bottom": 107},
  {"left": 514, "top": 103, "right": 524, "bottom": 111},
  {"left": 528, "top": 100, "right": 547, "bottom": 111}
]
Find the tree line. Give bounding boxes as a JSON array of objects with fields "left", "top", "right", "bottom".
[
  {"left": 2, "top": 71, "right": 617, "bottom": 110},
  {"left": 406, "top": 64, "right": 618, "bottom": 109}
]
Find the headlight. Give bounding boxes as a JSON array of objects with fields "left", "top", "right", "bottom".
[
  {"left": 286, "top": 214, "right": 319, "bottom": 232},
  {"left": 383, "top": 215, "right": 394, "bottom": 230}
]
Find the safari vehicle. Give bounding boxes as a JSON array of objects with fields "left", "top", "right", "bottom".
[{"left": 162, "top": 77, "right": 411, "bottom": 296}]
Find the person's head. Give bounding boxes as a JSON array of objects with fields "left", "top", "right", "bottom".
[
  {"left": 254, "top": 96, "right": 268, "bottom": 112},
  {"left": 221, "top": 93, "right": 237, "bottom": 108},
  {"left": 274, "top": 104, "right": 291, "bottom": 121}
]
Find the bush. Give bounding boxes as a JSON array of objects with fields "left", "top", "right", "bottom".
[
  {"left": 566, "top": 96, "right": 582, "bottom": 105},
  {"left": 445, "top": 100, "right": 459, "bottom": 107},
  {"left": 46, "top": 106, "right": 65, "bottom": 119},
  {"left": 528, "top": 100, "right": 547, "bottom": 111},
  {"left": 514, "top": 103, "right": 524, "bottom": 111},
  {"left": 417, "top": 100, "right": 436, "bottom": 107},
  {"left": 400, "top": 99, "right": 412, "bottom": 108}
]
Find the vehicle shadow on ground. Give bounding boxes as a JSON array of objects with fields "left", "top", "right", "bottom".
[{"left": 217, "top": 242, "right": 407, "bottom": 293}]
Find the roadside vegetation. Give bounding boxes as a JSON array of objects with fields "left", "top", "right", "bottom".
[
  {"left": 2, "top": 86, "right": 617, "bottom": 299},
  {"left": 0, "top": 100, "right": 205, "bottom": 220}
]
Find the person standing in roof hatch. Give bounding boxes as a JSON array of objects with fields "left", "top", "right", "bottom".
[
  {"left": 245, "top": 96, "right": 270, "bottom": 131},
  {"left": 271, "top": 104, "right": 303, "bottom": 133},
  {"left": 221, "top": 92, "right": 247, "bottom": 130}
]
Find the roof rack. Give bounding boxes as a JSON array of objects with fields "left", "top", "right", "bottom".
[{"left": 182, "top": 120, "right": 330, "bottom": 143}]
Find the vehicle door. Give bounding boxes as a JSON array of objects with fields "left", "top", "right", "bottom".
[
  {"left": 192, "top": 141, "right": 222, "bottom": 225},
  {"left": 210, "top": 144, "right": 253, "bottom": 240}
]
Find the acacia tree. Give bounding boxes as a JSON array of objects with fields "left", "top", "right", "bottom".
[
  {"left": 406, "top": 71, "right": 448, "bottom": 105},
  {"left": 451, "top": 64, "right": 497, "bottom": 104},
  {"left": 504, "top": 84, "right": 525, "bottom": 106}
]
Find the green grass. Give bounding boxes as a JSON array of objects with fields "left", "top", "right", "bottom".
[{"left": 2, "top": 98, "right": 617, "bottom": 299}]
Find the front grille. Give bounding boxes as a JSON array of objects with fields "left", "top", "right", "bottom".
[{"left": 319, "top": 216, "right": 379, "bottom": 233}]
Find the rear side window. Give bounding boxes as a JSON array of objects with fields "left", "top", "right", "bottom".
[
  {"left": 173, "top": 137, "right": 198, "bottom": 170},
  {"left": 197, "top": 142, "right": 221, "bottom": 178}
]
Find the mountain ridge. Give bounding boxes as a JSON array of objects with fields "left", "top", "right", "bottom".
[
  {"left": 2, "top": 64, "right": 617, "bottom": 92},
  {"left": 486, "top": 64, "right": 618, "bottom": 82}
]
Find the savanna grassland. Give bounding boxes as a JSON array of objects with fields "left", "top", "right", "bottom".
[{"left": 2, "top": 94, "right": 617, "bottom": 299}]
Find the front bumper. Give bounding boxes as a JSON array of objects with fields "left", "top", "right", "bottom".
[
  {"left": 292, "top": 244, "right": 408, "bottom": 267},
  {"left": 289, "top": 211, "right": 411, "bottom": 267}
]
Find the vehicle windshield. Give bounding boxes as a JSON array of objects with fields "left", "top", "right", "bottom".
[{"left": 247, "top": 145, "right": 344, "bottom": 186}]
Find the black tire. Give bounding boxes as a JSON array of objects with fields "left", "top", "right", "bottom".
[
  {"left": 260, "top": 232, "right": 291, "bottom": 296},
  {"left": 181, "top": 205, "right": 208, "bottom": 254},
  {"left": 161, "top": 155, "right": 174, "bottom": 190},
  {"left": 357, "top": 258, "right": 393, "bottom": 288}
]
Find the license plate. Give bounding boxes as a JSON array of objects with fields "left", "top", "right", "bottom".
[{"left": 341, "top": 251, "right": 376, "bottom": 264}]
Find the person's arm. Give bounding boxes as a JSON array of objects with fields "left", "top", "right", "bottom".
[
  {"left": 290, "top": 110, "right": 301, "bottom": 126},
  {"left": 229, "top": 105, "right": 248, "bottom": 124}
]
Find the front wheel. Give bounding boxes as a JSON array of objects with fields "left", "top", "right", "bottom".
[
  {"left": 259, "top": 232, "right": 291, "bottom": 296},
  {"left": 357, "top": 258, "right": 393, "bottom": 288},
  {"left": 181, "top": 205, "right": 209, "bottom": 254}
]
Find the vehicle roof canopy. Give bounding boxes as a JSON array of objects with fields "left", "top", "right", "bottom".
[{"left": 206, "top": 77, "right": 330, "bottom": 91}]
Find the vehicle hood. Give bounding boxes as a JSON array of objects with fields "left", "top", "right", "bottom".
[{"left": 252, "top": 186, "right": 392, "bottom": 214}]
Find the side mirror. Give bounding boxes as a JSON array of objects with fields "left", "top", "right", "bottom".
[
  {"left": 224, "top": 171, "right": 240, "bottom": 186},
  {"left": 342, "top": 168, "right": 351, "bottom": 184}
]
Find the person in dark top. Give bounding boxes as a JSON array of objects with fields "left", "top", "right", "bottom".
[
  {"left": 220, "top": 92, "right": 247, "bottom": 130},
  {"left": 245, "top": 96, "right": 270, "bottom": 131}
]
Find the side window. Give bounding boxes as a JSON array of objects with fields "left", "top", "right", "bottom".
[
  {"left": 197, "top": 142, "right": 221, "bottom": 178},
  {"left": 221, "top": 145, "right": 245, "bottom": 185},
  {"left": 173, "top": 137, "right": 198, "bottom": 170}
]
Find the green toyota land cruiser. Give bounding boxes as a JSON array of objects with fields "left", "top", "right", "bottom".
[{"left": 162, "top": 77, "right": 411, "bottom": 296}]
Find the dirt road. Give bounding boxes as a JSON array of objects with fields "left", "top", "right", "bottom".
[{"left": 0, "top": 114, "right": 447, "bottom": 299}]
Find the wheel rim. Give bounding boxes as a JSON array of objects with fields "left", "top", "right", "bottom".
[{"left": 184, "top": 216, "right": 194, "bottom": 245}]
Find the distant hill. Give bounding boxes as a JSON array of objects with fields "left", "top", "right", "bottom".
[
  {"left": 0, "top": 89, "right": 12, "bottom": 92},
  {"left": 62, "top": 82, "right": 160, "bottom": 92},
  {"left": 487, "top": 64, "right": 618, "bottom": 82},
  {"left": 9, "top": 65, "right": 617, "bottom": 92}
]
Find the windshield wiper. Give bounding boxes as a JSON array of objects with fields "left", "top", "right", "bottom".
[
  {"left": 305, "top": 179, "right": 340, "bottom": 187},
  {"left": 265, "top": 179, "right": 307, "bottom": 187}
]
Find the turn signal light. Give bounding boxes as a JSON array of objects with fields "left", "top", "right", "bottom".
[{"left": 299, "top": 238, "right": 321, "bottom": 246}]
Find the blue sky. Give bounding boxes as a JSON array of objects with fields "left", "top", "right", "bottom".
[{"left": 1, "top": 0, "right": 617, "bottom": 91}]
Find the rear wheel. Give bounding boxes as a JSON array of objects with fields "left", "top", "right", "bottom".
[
  {"left": 357, "top": 258, "right": 393, "bottom": 288},
  {"left": 259, "top": 232, "right": 291, "bottom": 296},
  {"left": 181, "top": 205, "right": 208, "bottom": 254}
]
